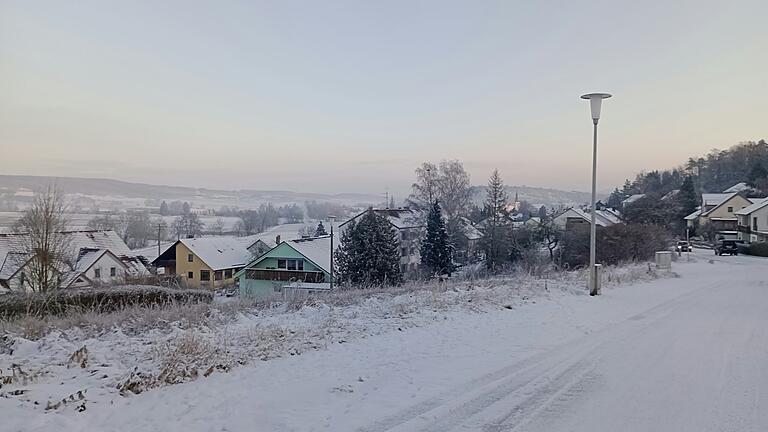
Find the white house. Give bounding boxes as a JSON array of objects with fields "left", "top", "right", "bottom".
[
  {"left": 0, "top": 229, "right": 148, "bottom": 292},
  {"left": 735, "top": 198, "right": 768, "bottom": 244}
]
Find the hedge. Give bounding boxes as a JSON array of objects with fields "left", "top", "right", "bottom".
[
  {"left": 738, "top": 242, "right": 768, "bottom": 257},
  {"left": 0, "top": 285, "right": 213, "bottom": 319}
]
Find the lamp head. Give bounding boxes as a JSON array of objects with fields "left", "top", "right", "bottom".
[{"left": 581, "top": 93, "right": 612, "bottom": 123}]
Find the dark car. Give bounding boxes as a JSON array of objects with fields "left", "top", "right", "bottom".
[{"left": 714, "top": 240, "right": 739, "bottom": 256}]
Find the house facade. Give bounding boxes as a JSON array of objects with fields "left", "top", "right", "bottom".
[
  {"left": 697, "top": 193, "right": 756, "bottom": 236},
  {"left": 0, "top": 229, "right": 148, "bottom": 292},
  {"left": 736, "top": 199, "right": 768, "bottom": 244},
  {"left": 237, "top": 235, "right": 333, "bottom": 297},
  {"left": 339, "top": 208, "right": 424, "bottom": 276},
  {"left": 152, "top": 236, "right": 258, "bottom": 289}
]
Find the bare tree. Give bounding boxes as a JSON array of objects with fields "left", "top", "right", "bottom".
[
  {"left": 409, "top": 160, "right": 472, "bottom": 239},
  {"left": 11, "top": 187, "right": 74, "bottom": 293}
]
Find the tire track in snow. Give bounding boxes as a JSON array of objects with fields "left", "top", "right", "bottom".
[{"left": 359, "top": 279, "right": 716, "bottom": 432}]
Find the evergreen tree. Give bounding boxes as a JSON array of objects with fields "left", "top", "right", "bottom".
[
  {"left": 480, "top": 169, "right": 512, "bottom": 272},
  {"left": 420, "top": 201, "right": 453, "bottom": 277},
  {"left": 678, "top": 176, "right": 698, "bottom": 217},
  {"left": 159, "top": 200, "right": 169, "bottom": 216},
  {"left": 335, "top": 209, "right": 402, "bottom": 286},
  {"left": 314, "top": 221, "right": 328, "bottom": 236}
]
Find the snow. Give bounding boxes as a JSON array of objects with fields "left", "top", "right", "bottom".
[
  {"left": 284, "top": 235, "right": 338, "bottom": 274},
  {"left": 3, "top": 253, "right": 768, "bottom": 431},
  {"left": 736, "top": 198, "right": 768, "bottom": 216},
  {"left": 177, "top": 236, "right": 260, "bottom": 270}
]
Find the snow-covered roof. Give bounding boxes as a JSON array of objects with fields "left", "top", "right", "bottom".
[
  {"left": 340, "top": 208, "right": 424, "bottom": 230},
  {"left": 702, "top": 193, "right": 733, "bottom": 207},
  {"left": 556, "top": 208, "right": 619, "bottom": 227},
  {"left": 701, "top": 192, "right": 741, "bottom": 216},
  {"left": 684, "top": 208, "right": 702, "bottom": 220},
  {"left": 622, "top": 194, "right": 646, "bottom": 205},
  {"left": 0, "top": 230, "right": 143, "bottom": 282},
  {"left": 132, "top": 242, "right": 175, "bottom": 262},
  {"left": 735, "top": 198, "right": 768, "bottom": 216},
  {"left": 458, "top": 217, "right": 483, "bottom": 240},
  {"left": 283, "top": 235, "right": 338, "bottom": 274},
  {"left": 723, "top": 182, "right": 750, "bottom": 193},
  {"left": 661, "top": 190, "right": 679, "bottom": 201},
  {"left": 179, "top": 236, "right": 259, "bottom": 271}
]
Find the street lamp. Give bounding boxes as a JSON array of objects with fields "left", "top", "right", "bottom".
[
  {"left": 580, "top": 92, "right": 612, "bottom": 296},
  {"left": 328, "top": 215, "right": 336, "bottom": 291}
]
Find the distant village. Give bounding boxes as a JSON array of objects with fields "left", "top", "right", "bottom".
[{"left": 2, "top": 149, "right": 768, "bottom": 298}]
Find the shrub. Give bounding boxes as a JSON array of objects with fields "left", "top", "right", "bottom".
[
  {"left": 560, "top": 224, "right": 671, "bottom": 268},
  {"left": 738, "top": 242, "right": 768, "bottom": 257},
  {"left": 0, "top": 285, "right": 212, "bottom": 319}
]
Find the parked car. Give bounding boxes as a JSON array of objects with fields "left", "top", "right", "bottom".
[
  {"left": 714, "top": 240, "right": 739, "bottom": 256},
  {"left": 675, "top": 241, "right": 691, "bottom": 252}
]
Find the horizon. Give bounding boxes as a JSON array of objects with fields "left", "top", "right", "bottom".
[{"left": 2, "top": 1, "right": 767, "bottom": 194}]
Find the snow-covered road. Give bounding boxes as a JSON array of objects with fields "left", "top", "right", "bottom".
[{"left": 11, "top": 252, "right": 768, "bottom": 432}]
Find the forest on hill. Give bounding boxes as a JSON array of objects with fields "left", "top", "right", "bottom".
[{"left": 607, "top": 139, "right": 768, "bottom": 207}]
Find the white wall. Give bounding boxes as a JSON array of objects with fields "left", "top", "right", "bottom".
[{"left": 85, "top": 253, "right": 127, "bottom": 285}]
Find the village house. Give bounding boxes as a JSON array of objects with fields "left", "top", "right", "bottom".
[
  {"left": 339, "top": 207, "right": 424, "bottom": 276},
  {"left": 553, "top": 207, "right": 622, "bottom": 231},
  {"left": 454, "top": 217, "right": 483, "bottom": 263},
  {"left": 236, "top": 235, "right": 334, "bottom": 296},
  {"left": 152, "top": 236, "right": 261, "bottom": 289},
  {"left": 694, "top": 192, "right": 758, "bottom": 239},
  {"left": 736, "top": 198, "right": 768, "bottom": 244},
  {"left": 0, "top": 229, "right": 148, "bottom": 291}
]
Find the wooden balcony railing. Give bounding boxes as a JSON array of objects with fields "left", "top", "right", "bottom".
[{"left": 245, "top": 269, "right": 325, "bottom": 283}]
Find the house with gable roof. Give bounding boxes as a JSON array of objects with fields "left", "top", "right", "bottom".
[
  {"left": 152, "top": 235, "right": 260, "bottom": 289},
  {"left": 0, "top": 229, "right": 148, "bottom": 292},
  {"left": 236, "top": 235, "right": 335, "bottom": 296},
  {"left": 736, "top": 198, "right": 768, "bottom": 244}
]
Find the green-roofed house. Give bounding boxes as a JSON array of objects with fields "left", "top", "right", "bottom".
[{"left": 235, "top": 235, "right": 335, "bottom": 296}]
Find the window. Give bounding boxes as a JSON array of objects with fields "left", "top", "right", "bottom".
[
  {"left": 286, "top": 259, "right": 304, "bottom": 270},
  {"left": 755, "top": 217, "right": 759, "bottom": 230},
  {"left": 225, "top": 269, "right": 233, "bottom": 279},
  {"left": 188, "top": 271, "right": 194, "bottom": 279},
  {"left": 94, "top": 268, "right": 101, "bottom": 279},
  {"left": 200, "top": 270, "right": 211, "bottom": 281},
  {"left": 401, "top": 247, "right": 408, "bottom": 257},
  {"left": 214, "top": 271, "right": 223, "bottom": 281},
  {"left": 188, "top": 254, "right": 194, "bottom": 262},
  {"left": 110, "top": 267, "right": 116, "bottom": 277},
  {"left": 277, "top": 259, "right": 287, "bottom": 269},
  {"left": 401, "top": 230, "right": 409, "bottom": 241},
  {"left": 727, "top": 206, "right": 734, "bottom": 213}
]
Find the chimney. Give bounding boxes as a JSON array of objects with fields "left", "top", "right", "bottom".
[{"left": 275, "top": 235, "right": 281, "bottom": 244}]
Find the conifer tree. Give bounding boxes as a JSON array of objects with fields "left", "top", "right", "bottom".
[
  {"left": 480, "top": 169, "right": 512, "bottom": 272},
  {"left": 335, "top": 209, "right": 402, "bottom": 286},
  {"left": 420, "top": 200, "right": 453, "bottom": 277},
  {"left": 314, "top": 221, "right": 328, "bottom": 236}
]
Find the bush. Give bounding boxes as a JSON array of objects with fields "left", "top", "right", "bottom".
[
  {"left": 0, "top": 285, "right": 213, "bottom": 319},
  {"left": 560, "top": 224, "right": 671, "bottom": 268},
  {"left": 738, "top": 242, "right": 768, "bottom": 257}
]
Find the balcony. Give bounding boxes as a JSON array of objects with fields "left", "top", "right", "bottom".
[{"left": 245, "top": 269, "right": 325, "bottom": 283}]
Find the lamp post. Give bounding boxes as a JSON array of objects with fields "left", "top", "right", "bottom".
[
  {"left": 328, "top": 215, "right": 336, "bottom": 291},
  {"left": 580, "top": 92, "right": 612, "bottom": 296}
]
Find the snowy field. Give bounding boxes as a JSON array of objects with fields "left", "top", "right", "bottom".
[{"left": 2, "top": 252, "right": 768, "bottom": 431}]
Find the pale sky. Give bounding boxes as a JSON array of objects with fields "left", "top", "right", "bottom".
[{"left": 1, "top": 0, "right": 766, "bottom": 195}]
